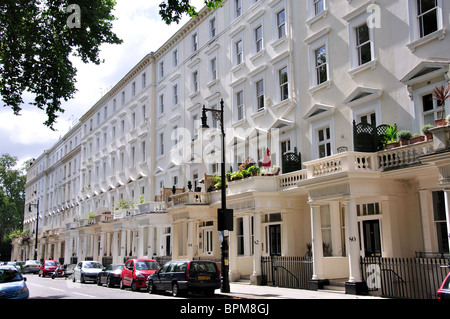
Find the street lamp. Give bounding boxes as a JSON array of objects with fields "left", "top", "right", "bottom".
[
  {"left": 28, "top": 199, "right": 39, "bottom": 261},
  {"left": 202, "top": 99, "right": 233, "bottom": 293}
]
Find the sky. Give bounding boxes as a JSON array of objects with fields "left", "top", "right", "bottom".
[{"left": 0, "top": 0, "right": 205, "bottom": 167}]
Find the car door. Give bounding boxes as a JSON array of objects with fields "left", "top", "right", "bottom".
[
  {"left": 157, "top": 263, "right": 171, "bottom": 290},
  {"left": 123, "top": 260, "right": 133, "bottom": 286},
  {"left": 101, "top": 265, "right": 111, "bottom": 284}
]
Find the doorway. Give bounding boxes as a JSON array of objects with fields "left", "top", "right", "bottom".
[{"left": 362, "top": 220, "right": 382, "bottom": 257}]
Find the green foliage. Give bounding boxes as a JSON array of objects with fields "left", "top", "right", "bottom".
[
  {"left": 0, "top": 0, "right": 122, "bottom": 129},
  {"left": 397, "top": 130, "right": 412, "bottom": 140},
  {"left": 159, "top": 0, "right": 224, "bottom": 24},
  {"left": 113, "top": 199, "right": 133, "bottom": 210},
  {"left": 0, "top": 154, "right": 26, "bottom": 243},
  {"left": 383, "top": 124, "right": 398, "bottom": 143}
]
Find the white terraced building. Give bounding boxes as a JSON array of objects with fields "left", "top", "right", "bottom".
[{"left": 13, "top": 0, "right": 450, "bottom": 296}]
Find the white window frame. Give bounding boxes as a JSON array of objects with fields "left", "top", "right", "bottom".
[
  {"left": 234, "top": 0, "right": 242, "bottom": 19},
  {"left": 306, "top": 32, "right": 330, "bottom": 93},
  {"left": 235, "top": 39, "right": 244, "bottom": 66},
  {"left": 276, "top": 8, "right": 286, "bottom": 40},
  {"left": 310, "top": 117, "right": 335, "bottom": 160},
  {"left": 278, "top": 65, "right": 289, "bottom": 102},
  {"left": 307, "top": 0, "right": 327, "bottom": 24},
  {"left": 346, "top": 8, "right": 376, "bottom": 77},
  {"left": 255, "top": 78, "right": 265, "bottom": 112},
  {"left": 209, "top": 15, "right": 217, "bottom": 39},
  {"left": 254, "top": 24, "right": 263, "bottom": 54},
  {"left": 407, "top": 0, "right": 445, "bottom": 51}
]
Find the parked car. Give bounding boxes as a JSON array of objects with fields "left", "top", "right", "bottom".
[
  {"left": 73, "top": 261, "right": 103, "bottom": 283},
  {"left": 146, "top": 260, "right": 221, "bottom": 297},
  {"left": 437, "top": 271, "right": 450, "bottom": 299},
  {"left": 0, "top": 265, "right": 29, "bottom": 299},
  {"left": 121, "top": 259, "right": 160, "bottom": 291},
  {"left": 39, "top": 260, "right": 60, "bottom": 277},
  {"left": 97, "top": 264, "right": 124, "bottom": 288},
  {"left": 24, "top": 260, "right": 40, "bottom": 274}
]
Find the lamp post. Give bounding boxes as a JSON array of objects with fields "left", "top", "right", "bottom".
[
  {"left": 202, "top": 99, "right": 233, "bottom": 293},
  {"left": 28, "top": 199, "right": 39, "bottom": 261}
]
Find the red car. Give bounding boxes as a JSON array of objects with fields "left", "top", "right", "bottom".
[
  {"left": 120, "top": 259, "right": 160, "bottom": 291},
  {"left": 39, "top": 260, "right": 60, "bottom": 277}
]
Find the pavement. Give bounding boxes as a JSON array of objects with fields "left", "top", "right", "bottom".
[{"left": 217, "top": 282, "right": 385, "bottom": 300}]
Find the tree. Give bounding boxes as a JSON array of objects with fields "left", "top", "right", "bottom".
[
  {"left": 0, "top": 0, "right": 122, "bottom": 130},
  {"left": 159, "top": 0, "right": 224, "bottom": 24},
  {"left": 0, "top": 154, "right": 27, "bottom": 256}
]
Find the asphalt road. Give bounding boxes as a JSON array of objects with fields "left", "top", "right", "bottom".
[{"left": 24, "top": 273, "right": 206, "bottom": 299}]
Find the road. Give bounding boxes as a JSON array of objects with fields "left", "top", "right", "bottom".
[{"left": 24, "top": 273, "right": 220, "bottom": 300}]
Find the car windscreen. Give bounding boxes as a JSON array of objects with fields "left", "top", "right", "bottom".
[
  {"left": 84, "top": 262, "right": 102, "bottom": 269},
  {"left": 112, "top": 265, "right": 124, "bottom": 271},
  {"left": 45, "top": 261, "right": 58, "bottom": 266},
  {"left": 190, "top": 262, "right": 218, "bottom": 273},
  {"left": 0, "top": 269, "right": 23, "bottom": 283},
  {"left": 135, "top": 260, "right": 159, "bottom": 270}
]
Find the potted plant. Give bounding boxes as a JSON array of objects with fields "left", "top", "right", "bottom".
[
  {"left": 248, "top": 165, "right": 260, "bottom": 176},
  {"left": 241, "top": 169, "right": 250, "bottom": 178},
  {"left": 421, "top": 124, "right": 434, "bottom": 141},
  {"left": 271, "top": 165, "right": 281, "bottom": 175},
  {"left": 409, "top": 133, "right": 425, "bottom": 144},
  {"left": 226, "top": 172, "right": 233, "bottom": 182},
  {"left": 172, "top": 185, "right": 176, "bottom": 195},
  {"left": 231, "top": 172, "right": 243, "bottom": 181},
  {"left": 433, "top": 84, "right": 449, "bottom": 126},
  {"left": 383, "top": 124, "right": 399, "bottom": 149},
  {"left": 187, "top": 180, "right": 192, "bottom": 191},
  {"left": 397, "top": 130, "right": 412, "bottom": 146}
]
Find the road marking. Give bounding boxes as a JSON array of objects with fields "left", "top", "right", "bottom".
[
  {"left": 49, "top": 287, "right": 66, "bottom": 292},
  {"left": 72, "top": 292, "right": 96, "bottom": 298}
]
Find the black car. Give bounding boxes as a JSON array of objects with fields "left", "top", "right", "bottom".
[
  {"left": 146, "top": 260, "right": 221, "bottom": 297},
  {"left": 97, "top": 264, "right": 124, "bottom": 288}
]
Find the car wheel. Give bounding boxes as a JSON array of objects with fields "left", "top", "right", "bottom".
[
  {"left": 147, "top": 280, "right": 157, "bottom": 294},
  {"left": 107, "top": 276, "right": 113, "bottom": 288},
  {"left": 131, "top": 280, "right": 138, "bottom": 292},
  {"left": 80, "top": 274, "right": 85, "bottom": 283},
  {"left": 97, "top": 276, "right": 102, "bottom": 286},
  {"left": 172, "top": 282, "right": 182, "bottom": 297},
  {"left": 120, "top": 279, "right": 124, "bottom": 290}
]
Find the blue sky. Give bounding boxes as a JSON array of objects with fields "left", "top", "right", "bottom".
[{"left": 0, "top": 0, "right": 203, "bottom": 167}]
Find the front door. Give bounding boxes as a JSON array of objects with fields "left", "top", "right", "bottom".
[
  {"left": 268, "top": 224, "right": 282, "bottom": 256},
  {"left": 363, "top": 220, "right": 382, "bottom": 257}
]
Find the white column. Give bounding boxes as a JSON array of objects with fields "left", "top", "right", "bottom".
[
  {"left": 251, "top": 212, "right": 262, "bottom": 285},
  {"left": 310, "top": 203, "right": 325, "bottom": 282},
  {"left": 346, "top": 198, "right": 362, "bottom": 283},
  {"left": 148, "top": 227, "right": 155, "bottom": 258},
  {"left": 137, "top": 228, "right": 144, "bottom": 258},
  {"left": 112, "top": 231, "right": 119, "bottom": 263},
  {"left": 120, "top": 230, "right": 127, "bottom": 260}
]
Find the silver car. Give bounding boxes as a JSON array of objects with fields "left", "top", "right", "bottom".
[{"left": 72, "top": 261, "right": 103, "bottom": 284}]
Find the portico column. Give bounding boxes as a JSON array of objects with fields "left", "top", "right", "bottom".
[
  {"left": 309, "top": 203, "right": 329, "bottom": 290},
  {"left": 345, "top": 197, "right": 368, "bottom": 295},
  {"left": 112, "top": 231, "right": 119, "bottom": 263},
  {"left": 251, "top": 212, "right": 262, "bottom": 285},
  {"left": 120, "top": 230, "right": 127, "bottom": 261}
]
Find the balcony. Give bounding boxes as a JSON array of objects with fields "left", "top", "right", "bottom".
[{"left": 305, "top": 139, "right": 434, "bottom": 179}]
